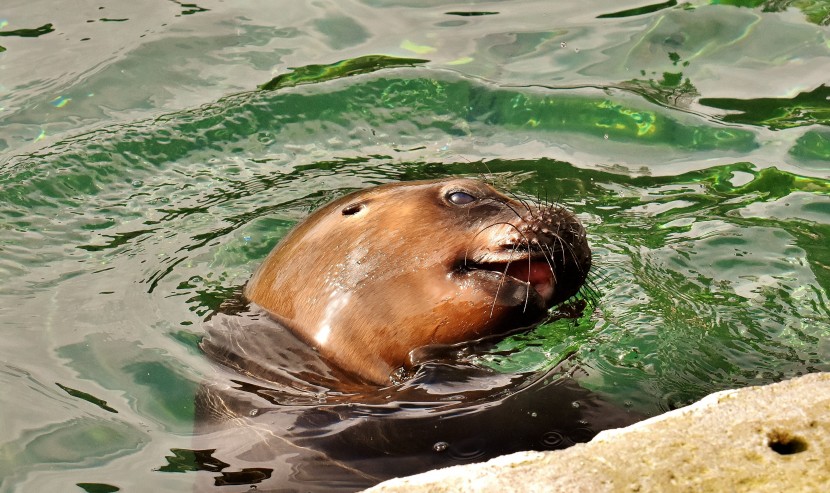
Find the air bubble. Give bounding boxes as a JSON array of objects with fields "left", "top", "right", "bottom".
[
  {"left": 433, "top": 441, "right": 449, "bottom": 452},
  {"left": 541, "top": 431, "right": 564, "bottom": 448}
]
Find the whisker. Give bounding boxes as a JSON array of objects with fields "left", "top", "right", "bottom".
[
  {"left": 465, "top": 221, "right": 530, "bottom": 267},
  {"left": 489, "top": 259, "right": 507, "bottom": 319},
  {"left": 504, "top": 188, "right": 534, "bottom": 215},
  {"left": 490, "top": 240, "right": 527, "bottom": 318},
  {"left": 482, "top": 197, "right": 523, "bottom": 220},
  {"left": 577, "top": 277, "right": 601, "bottom": 309},
  {"left": 481, "top": 160, "right": 495, "bottom": 185},
  {"left": 523, "top": 243, "right": 532, "bottom": 313},
  {"left": 539, "top": 242, "right": 558, "bottom": 287}
]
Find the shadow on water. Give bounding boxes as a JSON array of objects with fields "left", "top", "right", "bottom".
[{"left": 186, "top": 307, "right": 643, "bottom": 491}]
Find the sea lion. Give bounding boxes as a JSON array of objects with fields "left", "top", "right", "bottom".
[
  {"left": 243, "top": 177, "right": 591, "bottom": 385},
  {"left": 191, "top": 179, "right": 620, "bottom": 490}
]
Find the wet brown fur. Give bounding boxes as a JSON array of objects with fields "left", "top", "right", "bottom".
[{"left": 245, "top": 178, "right": 591, "bottom": 385}]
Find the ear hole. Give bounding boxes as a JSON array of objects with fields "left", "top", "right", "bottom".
[{"left": 342, "top": 203, "right": 365, "bottom": 216}]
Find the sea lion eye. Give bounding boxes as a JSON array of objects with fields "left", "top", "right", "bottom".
[{"left": 447, "top": 191, "right": 477, "bottom": 205}]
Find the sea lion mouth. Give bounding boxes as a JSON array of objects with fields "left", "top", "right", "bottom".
[{"left": 465, "top": 254, "right": 556, "bottom": 304}]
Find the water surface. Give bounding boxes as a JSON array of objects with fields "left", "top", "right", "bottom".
[{"left": 1, "top": 0, "right": 828, "bottom": 491}]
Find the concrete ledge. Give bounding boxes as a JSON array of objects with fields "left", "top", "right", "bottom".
[{"left": 365, "top": 372, "right": 830, "bottom": 493}]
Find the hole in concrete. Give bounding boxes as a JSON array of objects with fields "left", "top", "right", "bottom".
[{"left": 767, "top": 430, "right": 808, "bottom": 455}]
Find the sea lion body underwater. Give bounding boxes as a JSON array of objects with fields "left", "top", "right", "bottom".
[{"left": 242, "top": 177, "right": 591, "bottom": 385}]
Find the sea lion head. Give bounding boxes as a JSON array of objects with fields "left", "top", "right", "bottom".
[{"left": 244, "top": 178, "right": 591, "bottom": 385}]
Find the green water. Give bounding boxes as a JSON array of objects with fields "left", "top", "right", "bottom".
[{"left": 1, "top": 0, "right": 829, "bottom": 491}]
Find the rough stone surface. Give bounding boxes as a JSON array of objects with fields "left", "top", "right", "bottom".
[{"left": 365, "top": 372, "right": 830, "bottom": 493}]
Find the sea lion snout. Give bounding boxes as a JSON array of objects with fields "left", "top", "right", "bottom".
[
  {"left": 516, "top": 205, "right": 592, "bottom": 304},
  {"left": 459, "top": 200, "right": 590, "bottom": 309}
]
